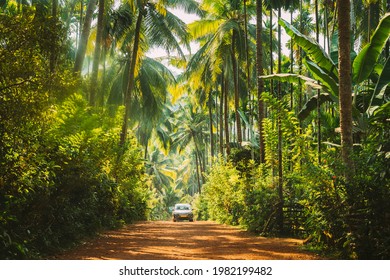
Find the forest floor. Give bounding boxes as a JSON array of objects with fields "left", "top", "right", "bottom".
[{"left": 53, "top": 221, "right": 322, "bottom": 260}]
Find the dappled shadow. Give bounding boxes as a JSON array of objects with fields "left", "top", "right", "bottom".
[{"left": 53, "top": 221, "right": 321, "bottom": 260}]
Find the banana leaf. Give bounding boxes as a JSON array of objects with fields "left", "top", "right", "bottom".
[
  {"left": 352, "top": 13, "right": 390, "bottom": 84},
  {"left": 279, "top": 18, "right": 338, "bottom": 81},
  {"left": 304, "top": 57, "right": 339, "bottom": 99},
  {"left": 259, "top": 73, "right": 322, "bottom": 90},
  {"left": 298, "top": 93, "right": 334, "bottom": 121},
  {"left": 370, "top": 56, "right": 390, "bottom": 110}
]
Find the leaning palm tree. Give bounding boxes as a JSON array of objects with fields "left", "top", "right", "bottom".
[
  {"left": 74, "top": 0, "right": 97, "bottom": 74},
  {"left": 90, "top": 0, "right": 105, "bottom": 106},
  {"left": 119, "top": 0, "right": 202, "bottom": 146},
  {"left": 107, "top": 55, "right": 176, "bottom": 157}
]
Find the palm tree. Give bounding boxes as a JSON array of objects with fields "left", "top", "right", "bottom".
[
  {"left": 256, "top": 0, "right": 266, "bottom": 164},
  {"left": 74, "top": 0, "right": 97, "bottom": 74},
  {"left": 188, "top": 0, "right": 256, "bottom": 148},
  {"left": 89, "top": 0, "right": 105, "bottom": 106},
  {"left": 338, "top": 0, "right": 354, "bottom": 180},
  {"left": 146, "top": 148, "right": 176, "bottom": 192},
  {"left": 50, "top": 0, "right": 59, "bottom": 73},
  {"left": 119, "top": 0, "right": 201, "bottom": 146},
  {"left": 171, "top": 102, "right": 208, "bottom": 193},
  {"left": 107, "top": 55, "right": 177, "bottom": 157}
]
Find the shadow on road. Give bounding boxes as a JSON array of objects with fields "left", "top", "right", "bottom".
[{"left": 54, "top": 221, "right": 321, "bottom": 260}]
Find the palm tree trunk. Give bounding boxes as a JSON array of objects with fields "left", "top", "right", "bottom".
[
  {"left": 208, "top": 91, "right": 215, "bottom": 160},
  {"left": 224, "top": 70, "right": 231, "bottom": 156},
  {"left": 65, "top": 0, "right": 78, "bottom": 36},
  {"left": 120, "top": 11, "right": 143, "bottom": 145},
  {"left": 387, "top": 0, "right": 390, "bottom": 58},
  {"left": 195, "top": 152, "right": 201, "bottom": 194},
  {"left": 315, "top": 0, "right": 322, "bottom": 164},
  {"left": 89, "top": 0, "right": 105, "bottom": 106},
  {"left": 244, "top": 0, "right": 254, "bottom": 158},
  {"left": 270, "top": 9, "right": 274, "bottom": 98},
  {"left": 257, "top": 0, "right": 265, "bottom": 163},
  {"left": 277, "top": 6, "right": 284, "bottom": 235},
  {"left": 50, "top": 0, "right": 59, "bottom": 73},
  {"left": 290, "top": 10, "right": 294, "bottom": 110},
  {"left": 219, "top": 75, "right": 224, "bottom": 156},
  {"left": 231, "top": 30, "right": 243, "bottom": 144},
  {"left": 337, "top": 0, "right": 355, "bottom": 181},
  {"left": 74, "top": 0, "right": 97, "bottom": 74}
]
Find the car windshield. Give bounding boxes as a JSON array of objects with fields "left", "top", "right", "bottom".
[{"left": 175, "top": 205, "right": 190, "bottom": 210}]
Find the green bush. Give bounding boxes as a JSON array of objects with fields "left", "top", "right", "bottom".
[
  {"left": 202, "top": 159, "right": 245, "bottom": 225},
  {"left": 0, "top": 94, "right": 148, "bottom": 259}
]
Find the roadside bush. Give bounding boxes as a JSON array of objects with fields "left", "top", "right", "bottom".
[
  {"left": 202, "top": 159, "right": 245, "bottom": 225},
  {"left": 240, "top": 166, "right": 279, "bottom": 234},
  {"left": 0, "top": 94, "right": 148, "bottom": 259}
]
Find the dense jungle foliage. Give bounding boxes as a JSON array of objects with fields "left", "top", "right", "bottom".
[
  {"left": 1, "top": 0, "right": 389, "bottom": 259},
  {"left": 0, "top": 11, "right": 148, "bottom": 259}
]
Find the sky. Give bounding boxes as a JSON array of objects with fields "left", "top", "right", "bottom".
[{"left": 146, "top": 7, "right": 293, "bottom": 72}]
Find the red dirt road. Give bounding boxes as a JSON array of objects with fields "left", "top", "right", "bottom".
[{"left": 54, "top": 221, "right": 321, "bottom": 260}]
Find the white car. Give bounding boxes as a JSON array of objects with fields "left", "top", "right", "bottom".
[{"left": 172, "top": 203, "right": 194, "bottom": 222}]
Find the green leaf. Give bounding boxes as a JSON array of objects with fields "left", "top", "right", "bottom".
[
  {"left": 370, "top": 56, "right": 390, "bottom": 110},
  {"left": 259, "top": 73, "right": 322, "bottom": 90},
  {"left": 297, "top": 93, "right": 334, "bottom": 121},
  {"left": 279, "top": 18, "right": 338, "bottom": 81},
  {"left": 303, "top": 58, "right": 339, "bottom": 99},
  {"left": 352, "top": 13, "right": 390, "bottom": 84},
  {"left": 237, "top": 109, "right": 250, "bottom": 127}
]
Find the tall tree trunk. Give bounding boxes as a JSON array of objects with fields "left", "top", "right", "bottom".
[
  {"left": 277, "top": 6, "right": 284, "bottom": 235},
  {"left": 89, "top": 0, "right": 105, "bottom": 106},
  {"left": 257, "top": 0, "right": 265, "bottom": 163},
  {"left": 74, "top": 0, "right": 97, "bottom": 74},
  {"left": 224, "top": 71, "right": 231, "bottom": 156},
  {"left": 387, "top": 0, "right": 390, "bottom": 58},
  {"left": 65, "top": 0, "right": 78, "bottom": 33},
  {"left": 290, "top": 10, "right": 294, "bottom": 110},
  {"left": 78, "top": 0, "right": 84, "bottom": 52},
  {"left": 337, "top": 0, "right": 355, "bottom": 181},
  {"left": 244, "top": 0, "right": 254, "bottom": 158},
  {"left": 219, "top": 76, "right": 224, "bottom": 156},
  {"left": 50, "top": 0, "right": 59, "bottom": 74},
  {"left": 120, "top": 11, "right": 143, "bottom": 145},
  {"left": 208, "top": 91, "right": 215, "bottom": 161},
  {"left": 315, "top": 0, "right": 322, "bottom": 164},
  {"left": 270, "top": 9, "right": 274, "bottom": 98},
  {"left": 231, "top": 30, "right": 243, "bottom": 144},
  {"left": 195, "top": 152, "right": 201, "bottom": 194}
]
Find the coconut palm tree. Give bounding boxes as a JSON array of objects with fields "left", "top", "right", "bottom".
[
  {"left": 119, "top": 0, "right": 202, "bottom": 146},
  {"left": 107, "top": 55, "right": 177, "bottom": 157},
  {"left": 256, "top": 0, "right": 266, "bottom": 163},
  {"left": 146, "top": 148, "right": 176, "bottom": 192},
  {"left": 89, "top": 0, "right": 105, "bottom": 106},
  {"left": 338, "top": 0, "right": 354, "bottom": 180},
  {"left": 188, "top": 0, "right": 257, "bottom": 147},
  {"left": 171, "top": 101, "right": 209, "bottom": 193},
  {"left": 74, "top": 0, "right": 97, "bottom": 74}
]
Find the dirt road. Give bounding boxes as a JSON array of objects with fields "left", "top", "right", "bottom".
[{"left": 54, "top": 221, "right": 321, "bottom": 260}]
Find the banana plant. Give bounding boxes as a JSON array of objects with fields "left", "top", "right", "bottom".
[{"left": 259, "top": 13, "right": 390, "bottom": 120}]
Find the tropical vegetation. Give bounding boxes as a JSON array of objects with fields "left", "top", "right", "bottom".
[{"left": 0, "top": 0, "right": 389, "bottom": 259}]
